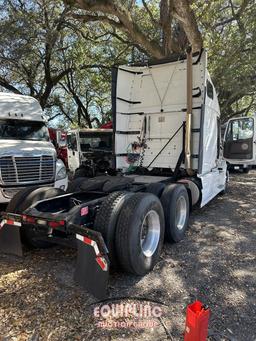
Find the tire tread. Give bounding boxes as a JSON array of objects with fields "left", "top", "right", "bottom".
[
  {"left": 94, "top": 191, "right": 132, "bottom": 268},
  {"left": 116, "top": 193, "right": 152, "bottom": 274},
  {"left": 161, "top": 183, "right": 189, "bottom": 243}
]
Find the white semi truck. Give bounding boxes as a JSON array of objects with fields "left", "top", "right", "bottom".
[
  {"left": 0, "top": 50, "right": 249, "bottom": 298},
  {"left": 0, "top": 92, "right": 68, "bottom": 203}
]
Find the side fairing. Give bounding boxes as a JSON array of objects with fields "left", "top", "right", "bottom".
[{"left": 199, "top": 73, "right": 221, "bottom": 175}]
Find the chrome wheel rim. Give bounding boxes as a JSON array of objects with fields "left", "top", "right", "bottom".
[
  {"left": 140, "top": 210, "right": 161, "bottom": 257},
  {"left": 175, "top": 196, "right": 187, "bottom": 230}
]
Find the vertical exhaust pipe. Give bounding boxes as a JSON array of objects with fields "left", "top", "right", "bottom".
[{"left": 185, "top": 47, "right": 193, "bottom": 174}]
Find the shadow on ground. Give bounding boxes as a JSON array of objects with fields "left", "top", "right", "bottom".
[{"left": 0, "top": 172, "right": 255, "bottom": 341}]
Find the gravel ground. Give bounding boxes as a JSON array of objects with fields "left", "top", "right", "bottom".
[{"left": 0, "top": 171, "right": 255, "bottom": 341}]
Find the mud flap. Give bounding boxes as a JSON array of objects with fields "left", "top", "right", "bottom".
[
  {"left": 74, "top": 235, "right": 109, "bottom": 299},
  {"left": 0, "top": 218, "right": 23, "bottom": 257}
]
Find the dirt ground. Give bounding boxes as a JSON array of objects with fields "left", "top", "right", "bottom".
[{"left": 0, "top": 171, "right": 255, "bottom": 341}]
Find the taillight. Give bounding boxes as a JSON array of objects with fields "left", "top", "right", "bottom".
[
  {"left": 22, "top": 215, "right": 36, "bottom": 224},
  {"left": 22, "top": 215, "right": 65, "bottom": 228},
  {"left": 48, "top": 220, "right": 65, "bottom": 228}
]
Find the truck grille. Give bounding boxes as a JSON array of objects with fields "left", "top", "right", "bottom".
[{"left": 0, "top": 156, "right": 55, "bottom": 185}]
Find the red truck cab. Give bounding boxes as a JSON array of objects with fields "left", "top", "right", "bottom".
[{"left": 48, "top": 128, "right": 68, "bottom": 167}]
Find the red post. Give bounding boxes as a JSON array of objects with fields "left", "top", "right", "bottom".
[{"left": 184, "top": 301, "right": 210, "bottom": 341}]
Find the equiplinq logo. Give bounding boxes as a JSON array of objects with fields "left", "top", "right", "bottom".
[
  {"left": 91, "top": 297, "right": 166, "bottom": 330},
  {"left": 94, "top": 302, "right": 163, "bottom": 318}
]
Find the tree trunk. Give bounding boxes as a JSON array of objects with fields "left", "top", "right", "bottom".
[
  {"left": 160, "top": 0, "right": 173, "bottom": 55},
  {"left": 173, "top": 0, "right": 203, "bottom": 52}
]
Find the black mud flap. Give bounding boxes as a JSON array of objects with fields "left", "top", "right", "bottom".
[
  {"left": 74, "top": 229, "right": 110, "bottom": 299},
  {"left": 0, "top": 218, "right": 23, "bottom": 257}
]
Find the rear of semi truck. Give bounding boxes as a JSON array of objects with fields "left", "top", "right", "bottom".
[
  {"left": 0, "top": 50, "right": 249, "bottom": 298},
  {"left": 113, "top": 49, "right": 226, "bottom": 206}
]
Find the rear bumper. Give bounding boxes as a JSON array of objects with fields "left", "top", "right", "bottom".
[
  {"left": 0, "top": 213, "right": 110, "bottom": 298},
  {"left": 226, "top": 159, "right": 255, "bottom": 166},
  {"left": 228, "top": 164, "right": 251, "bottom": 170}
]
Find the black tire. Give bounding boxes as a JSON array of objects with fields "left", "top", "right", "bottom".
[
  {"left": 6, "top": 186, "right": 39, "bottom": 214},
  {"left": 7, "top": 186, "right": 65, "bottom": 248},
  {"left": 115, "top": 193, "right": 165, "bottom": 275},
  {"left": 243, "top": 167, "right": 250, "bottom": 174},
  {"left": 93, "top": 191, "right": 134, "bottom": 268},
  {"left": 160, "top": 184, "right": 189, "bottom": 243},
  {"left": 67, "top": 177, "right": 88, "bottom": 192},
  {"left": 74, "top": 167, "right": 89, "bottom": 179},
  {"left": 146, "top": 183, "right": 166, "bottom": 198}
]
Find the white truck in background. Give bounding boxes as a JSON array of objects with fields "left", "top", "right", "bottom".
[
  {"left": 0, "top": 92, "right": 68, "bottom": 203},
  {"left": 223, "top": 115, "right": 256, "bottom": 173}
]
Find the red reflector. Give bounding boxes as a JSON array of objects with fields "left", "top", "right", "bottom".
[
  {"left": 81, "top": 206, "right": 89, "bottom": 216},
  {"left": 96, "top": 256, "right": 108, "bottom": 271},
  {"left": 6, "top": 219, "right": 14, "bottom": 225},
  {"left": 48, "top": 220, "right": 65, "bottom": 228},
  {"left": 22, "top": 215, "right": 36, "bottom": 223},
  {"left": 84, "top": 237, "right": 92, "bottom": 245}
]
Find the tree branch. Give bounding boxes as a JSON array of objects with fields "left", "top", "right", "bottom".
[
  {"left": 48, "top": 112, "right": 63, "bottom": 121},
  {"left": 107, "top": 29, "right": 149, "bottom": 56},
  {"left": 0, "top": 77, "right": 23, "bottom": 94},
  {"left": 72, "top": 13, "right": 123, "bottom": 30},
  {"left": 214, "top": 0, "right": 250, "bottom": 30},
  {"left": 65, "top": 0, "right": 165, "bottom": 59},
  {"left": 57, "top": 101, "right": 74, "bottom": 124},
  {"left": 142, "top": 0, "right": 160, "bottom": 28}
]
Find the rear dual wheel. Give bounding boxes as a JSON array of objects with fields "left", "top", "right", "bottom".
[
  {"left": 95, "top": 192, "right": 165, "bottom": 275},
  {"left": 115, "top": 193, "right": 165, "bottom": 275},
  {"left": 161, "top": 184, "right": 190, "bottom": 243},
  {"left": 95, "top": 184, "right": 190, "bottom": 275},
  {"left": 147, "top": 182, "right": 190, "bottom": 242},
  {"left": 93, "top": 191, "right": 133, "bottom": 269}
]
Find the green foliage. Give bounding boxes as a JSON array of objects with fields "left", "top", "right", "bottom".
[
  {"left": 194, "top": 0, "right": 256, "bottom": 121},
  {"left": 0, "top": 0, "right": 131, "bottom": 127}
]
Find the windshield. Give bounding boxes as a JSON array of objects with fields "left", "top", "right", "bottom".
[
  {"left": 225, "top": 118, "right": 254, "bottom": 142},
  {"left": 79, "top": 132, "right": 112, "bottom": 152},
  {"left": 0, "top": 119, "right": 50, "bottom": 141}
]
